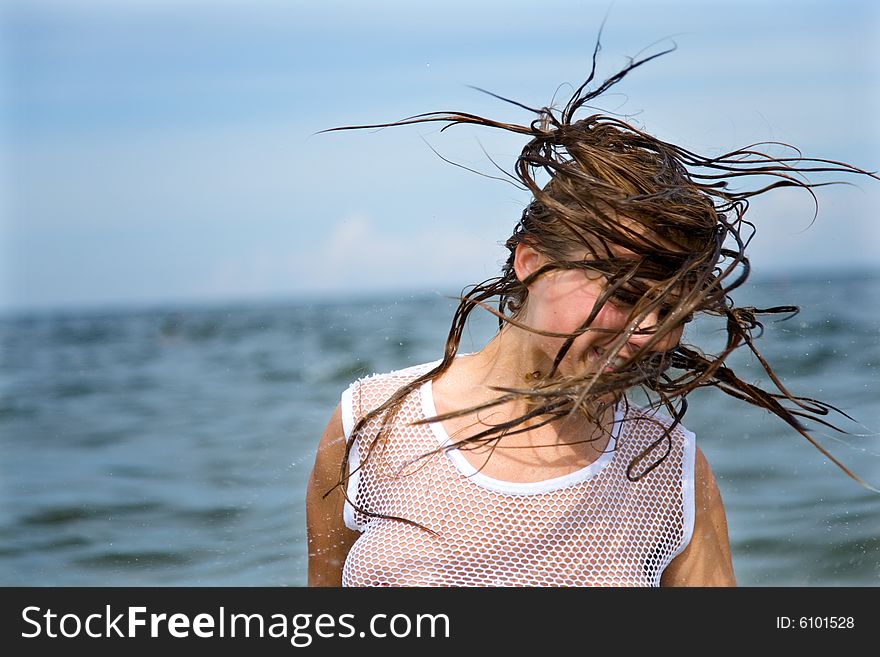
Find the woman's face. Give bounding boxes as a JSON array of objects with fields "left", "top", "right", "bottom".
[{"left": 514, "top": 243, "right": 685, "bottom": 377}]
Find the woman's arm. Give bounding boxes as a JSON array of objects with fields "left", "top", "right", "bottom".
[
  {"left": 661, "top": 446, "right": 736, "bottom": 586},
  {"left": 306, "top": 404, "right": 361, "bottom": 586}
]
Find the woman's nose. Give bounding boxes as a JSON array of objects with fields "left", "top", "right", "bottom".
[{"left": 627, "top": 308, "right": 682, "bottom": 352}]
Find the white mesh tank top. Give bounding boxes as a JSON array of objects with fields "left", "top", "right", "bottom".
[{"left": 340, "top": 361, "right": 696, "bottom": 587}]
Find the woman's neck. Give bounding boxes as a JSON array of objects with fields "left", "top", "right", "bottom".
[
  {"left": 434, "top": 327, "right": 613, "bottom": 448},
  {"left": 460, "top": 327, "right": 553, "bottom": 391}
]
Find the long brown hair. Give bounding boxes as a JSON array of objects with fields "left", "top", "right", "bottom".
[{"left": 322, "top": 40, "right": 879, "bottom": 524}]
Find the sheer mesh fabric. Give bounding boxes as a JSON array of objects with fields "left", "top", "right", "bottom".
[{"left": 340, "top": 362, "right": 695, "bottom": 587}]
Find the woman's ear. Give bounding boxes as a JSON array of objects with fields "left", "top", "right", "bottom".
[{"left": 513, "top": 242, "right": 544, "bottom": 284}]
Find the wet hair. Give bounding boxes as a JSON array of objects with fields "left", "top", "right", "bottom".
[{"left": 321, "top": 40, "right": 879, "bottom": 524}]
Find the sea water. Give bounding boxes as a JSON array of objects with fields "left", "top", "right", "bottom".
[{"left": 1, "top": 270, "right": 878, "bottom": 586}]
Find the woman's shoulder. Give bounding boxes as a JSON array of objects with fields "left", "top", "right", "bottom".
[
  {"left": 616, "top": 399, "right": 698, "bottom": 491},
  {"left": 345, "top": 359, "right": 440, "bottom": 395},
  {"left": 341, "top": 359, "right": 440, "bottom": 429},
  {"left": 619, "top": 398, "right": 695, "bottom": 439},
  {"left": 616, "top": 398, "right": 697, "bottom": 475}
]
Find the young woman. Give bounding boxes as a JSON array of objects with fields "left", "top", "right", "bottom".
[{"left": 306, "top": 46, "right": 876, "bottom": 587}]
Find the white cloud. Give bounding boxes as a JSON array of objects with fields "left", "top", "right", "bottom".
[
  {"left": 197, "top": 213, "right": 506, "bottom": 302},
  {"left": 309, "top": 214, "right": 505, "bottom": 292}
]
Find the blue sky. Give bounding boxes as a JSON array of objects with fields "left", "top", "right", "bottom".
[{"left": 1, "top": 0, "right": 878, "bottom": 312}]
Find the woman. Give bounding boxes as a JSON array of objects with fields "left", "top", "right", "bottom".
[{"left": 306, "top": 45, "right": 876, "bottom": 587}]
